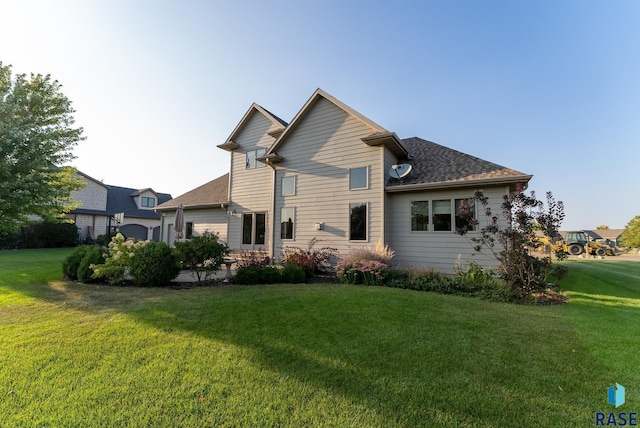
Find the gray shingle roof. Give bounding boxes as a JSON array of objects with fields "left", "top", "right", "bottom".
[
  {"left": 386, "top": 137, "right": 532, "bottom": 190},
  {"left": 106, "top": 186, "right": 172, "bottom": 219},
  {"left": 155, "top": 173, "right": 229, "bottom": 211}
]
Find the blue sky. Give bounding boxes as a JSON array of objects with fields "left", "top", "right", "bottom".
[{"left": 2, "top": 0, "right": 639, "bottom": 230}]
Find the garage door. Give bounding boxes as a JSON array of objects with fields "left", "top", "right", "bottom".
[{"left": 119, "top": 224, "right": 148, "bottom": 240}]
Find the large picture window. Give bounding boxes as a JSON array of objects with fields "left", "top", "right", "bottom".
[
  {"left": 432, "top": 200, "right": 452, "bottom": 231},
  {"left": 349, "top": 203, "right": 367, "bottom": 241},
  {"left": 280, "top": 207, "right": 294, "bottom": 240},
  {"left": 246, "top": 149, "right": 267, "bottom": 169},
  {"left": 242, "top": 213, "right": 266, "bottom": 245},
  {"left": 349, "top": 167, "right": 367, "bottom": 190},
  {"left": 411, "top": 201, "right": 430, "bottom": 231}
]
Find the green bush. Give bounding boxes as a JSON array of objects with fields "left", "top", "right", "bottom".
[
  {"left": 21, "top": 221, "right": 79, "bottom": 248},
  {"left": 129, "top": 242, "right": 180, "bottom": 287},
  {"left": 77, "top": 247, "right": 106, "bottom": 283},
  {"left": 95, "top": 234, "right": 108, "bottom": 246},
  {"left": 174, "top": 235, "right": 229, "bottom": 282},
  {"left": 234, "top": 266, "right": 261, "bottom": 285},
  {"left": 281, "top": 265, "right": 306, "bottom": 283},
  {"left": 62, "top": 245, "right": 93, "bottom": 280},
  {"left": 260, "top": 266, "right": 282, "bottom": 284}
]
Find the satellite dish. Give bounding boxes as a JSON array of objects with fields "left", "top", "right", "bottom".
[{"left": 389, "top": 163, "right": 412, "bottom": 180}]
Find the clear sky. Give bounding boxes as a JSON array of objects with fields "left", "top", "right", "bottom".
[{"left": 2, "top": 0, "right": 639, "bottom": 230}]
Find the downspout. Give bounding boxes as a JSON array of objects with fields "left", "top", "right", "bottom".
[{"left": 268, "top": 159, "right": 277, "bottom": 264}]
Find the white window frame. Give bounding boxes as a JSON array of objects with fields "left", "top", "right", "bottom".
[
  {"left": 282, "top": 176, "right": 296, "bottom": 196},
  {"left": 246, "top": 149, "right": 267, "bottom": 169},
  {"left": 280, "top": 207, "right": 295, "bottom": 240},
  {"left": 349, "top": 166, "right": 368, "bottom": 190}
]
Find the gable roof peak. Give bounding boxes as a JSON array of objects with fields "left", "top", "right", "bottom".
[{"left": 218, "top": 102, "right": 288, "bottom": 151}]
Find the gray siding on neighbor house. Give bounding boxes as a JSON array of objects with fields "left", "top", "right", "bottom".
[
  {"left": 227, "top": 111, "right": 280, "bottom": 251},
  {"left": 386, "top": 185, "right": 509, "bottom": 274},
  {"left": 272, "top": 97, "right": 384, "bottom": 260}
]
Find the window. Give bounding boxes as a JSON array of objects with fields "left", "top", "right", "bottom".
[
  {"left": 432, "top": 200, "right": 452, "bottom": 231},
  {"left": 186, "top": 222, "right": 194, "bottom": 239},
  {"left": 349, "top": 167, "right": 367, "bottom": 190},
  {"left": 349, "top": 203, "right": 367, "bottom": 241},
  {"left": 141, "top": 196, "right": 155, "bottom": 208},
  {"left": 282, "top": 176, "right": 295, "bottom": 196},
  {"left": 280, "top": 207, "right": 295, "bottom": 240},
  {"left": 455, "top": 198, "right": 476, "bottom": 232},
  {"left": 246, "top": 149, "right": 267, "bottom": 169},
  {"left": 411, "top": 201, "right": 430, "bottom": 231},
  {"left": 242, "top": 213, "right": 266, "bottom": 245}
]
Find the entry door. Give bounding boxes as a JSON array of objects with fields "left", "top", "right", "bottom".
[{"left": 241, "top": 212, "right": 266, "bottom": 249}]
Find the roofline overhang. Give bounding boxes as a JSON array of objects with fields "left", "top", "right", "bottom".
[
  {"left": 257, "top": 153, "right": 283, "bottom": 164},
  {"left": 155, "top": 201, "right": 230, "bottom": 212},
  {"left": 385, "top": 175, "right": 534, "bottom": 193},
  {"left": 267, "top": 128, "right": 286, "bottom": 138},
  {"left": 362, "top": 132, "right": 410, "bottom": 159},
  {"left": 217, "top": 140, "right": 240, "bottom": 151}
]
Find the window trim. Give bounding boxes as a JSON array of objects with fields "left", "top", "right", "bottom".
[
  {"left": 349, "top": 202, "right": 368, "bottom": 241},
  {"left": 349, "top": 166, "right": 368, "bottom": 190},
  {"left": 410, "top": 200, "right": 430, "bottom": 232},
  {"left": 141, "top": 196, "right": 155, "bottom": 208},
  {"left": 281, "top": 176, "right": 296, "bottom": 196},
  {"left": 242, "top": 212, "right": 267, "bottom": 245},
  {"left": 280, "top": 207, "right": 295, "bottom": 240},
  {"left": 245, "top": 148, "right": 267, "bottom": 169}
]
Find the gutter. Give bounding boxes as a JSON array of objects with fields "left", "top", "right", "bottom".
[{"left": 384, "top": 175, "right": 534, "bottom": 193}]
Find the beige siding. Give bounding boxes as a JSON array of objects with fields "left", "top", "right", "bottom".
[
  {"left": 386, "top": 186, "right": 509, "bottom": 274},
  {"left": 162, "top": 208, "right": 227, "bottom": 246},
  {"left": 272, "top": 97, "right": 384, "bottom": 261},
  {"left": 228, "top": 112, "right": 280, "bottom": 251},
  {"left": 71, "top": 176, "right": 107, "bottom": 211}
]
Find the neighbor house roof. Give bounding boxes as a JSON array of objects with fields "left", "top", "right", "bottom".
[
  {"left": 385, "top": 137, "right": 532, "bottom": 191},
  {"left": 155, "top": 173, "right": 229, "bottom": 211},
  {"left": 106, "top": 186, "right": 172, "bottom": 219}
]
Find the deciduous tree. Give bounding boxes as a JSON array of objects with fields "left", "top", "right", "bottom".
[
  {"left": 0, "top": 63, "right": 84, "bottom": 234},
  {"left": 620, "top": 216, "right": 640, "bottom": 248}
]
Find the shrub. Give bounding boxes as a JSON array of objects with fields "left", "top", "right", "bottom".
[
  {"left": 337, "top": 259, "right": 388, "bottom": 286},
  {"left": 174, "top": 235, "right": 229, "bottom": 282},
  {"left": 235, "top": 248, "right": 270, "bottom": 269},
  {"left": 234, "top": 266, "right": 262, "bottom": 285},
  {"left": 21, "top": 221, "right": 79, "bottom": 248},
  {"left": 282, "top": 238, "right": 337, "bottom": 276},
  {"left": 260, "top": 266, "right": 282, "bottom": 284},
  {"left": 281, "top": 265, "right": 306, "bottom": 283},
  {"left": 91, "top": 233, "right": 147, "bottom": 285},
  {"left": 95, "top": 234, "right": 108, "bottom": 246},
  {"left": 63, "top": 245, "right": 92, "bottom": 280},
  {"left": 342, "top": 239, "right": 395, "bottom": 265},
  {"left": 77, "top": 247, "right": 105, "bottom": 283},
  {"left": 129, "top": 242, "right": 181, "bottom": 287},
  {"left": 405, "top": 267, "right": 452, "bottom": 292}
]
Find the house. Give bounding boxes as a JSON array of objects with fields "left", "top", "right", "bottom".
[
  {"left": 158, "top": 89, "right": 532, "bottom": 273},
  {"left": 155, "top": 174, "right": 230, "bottom": 246},
  {"left": 67, "top": 171, "right": 172, "bottom": 242}
]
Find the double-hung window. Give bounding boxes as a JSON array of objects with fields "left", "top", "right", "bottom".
[
  {"left": 141, "top": 196, "right": 155, "bottom": 208},
  {"left": 411, "top": 201, "right": 430, "bottom": 231}
]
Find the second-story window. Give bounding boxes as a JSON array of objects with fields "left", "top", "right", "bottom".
[
  {"left": 349, "top": 167, "right": 368, "bottom": 190},
  {"left": 246, "top": 149, "right": 267, "bottom": 169},
  {"left": 141, "top": 196, "right": 155, "bottom": 208}
]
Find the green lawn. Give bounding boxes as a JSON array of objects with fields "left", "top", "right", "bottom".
[{"left": 0, "top": 249, "right": 638, "bottom": 426}]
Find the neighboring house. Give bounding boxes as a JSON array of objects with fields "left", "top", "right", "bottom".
[
  {"left": 67, "top": 171, "right": 172, "bottom": 241},
  {"left": 161, "top": 89, "right": 532, "bottom": 273},
  {"left": 155, "top": 174, "right": 230, "bottom": 246}
]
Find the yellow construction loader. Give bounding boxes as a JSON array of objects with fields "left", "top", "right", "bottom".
[{"left": 536, "top": 231, "right": 608, "bottom": 257}]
